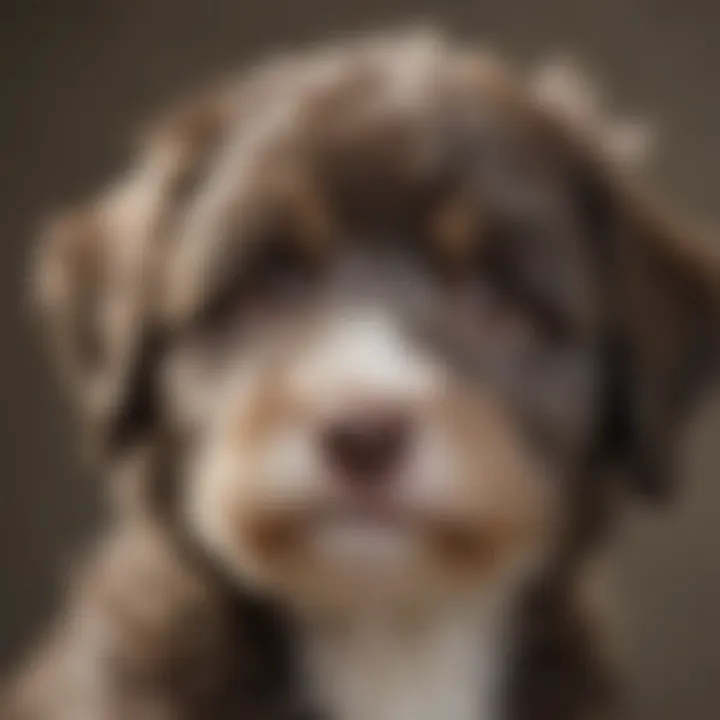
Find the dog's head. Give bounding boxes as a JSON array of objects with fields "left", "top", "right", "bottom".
[{"left": 33, "top": 34, "right": 718, "bottom": 611}]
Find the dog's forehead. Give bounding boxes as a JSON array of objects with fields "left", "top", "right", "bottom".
[{"left": 160, "top": 38, "right": 588, "bottom": 328}]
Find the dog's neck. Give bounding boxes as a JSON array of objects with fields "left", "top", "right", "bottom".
[{"left": 298, "top": 591, "right": 518, "bottom": 720}]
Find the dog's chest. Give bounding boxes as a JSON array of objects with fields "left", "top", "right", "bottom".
[{"left": 301, "top": 606, "right": 511, "bottom": 720}]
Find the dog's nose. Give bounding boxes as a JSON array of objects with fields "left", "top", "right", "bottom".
[{"left": 321, "top": 409, "right": 412, "bottom": 484}]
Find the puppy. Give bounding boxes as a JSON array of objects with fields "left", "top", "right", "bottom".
[{"left": 3, "top": 31, "right": 718, "bottom": 720}]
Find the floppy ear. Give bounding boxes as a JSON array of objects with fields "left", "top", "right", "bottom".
[
  {"left": 32, "top": 192, "right": 151, "bottom": 452},
  {"left": 31, "top": 83, "right": 235, "bottom": 458},
  {"left": 532, "top": 57, "right": 719, "bottom": 498},
  {"left": 604, "top": 184, "right": 719, "bottom": 499}
]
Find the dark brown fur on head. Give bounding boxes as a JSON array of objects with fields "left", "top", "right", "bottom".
[{"left": 6, "top": 31, "right": 719, "bottom": 720}]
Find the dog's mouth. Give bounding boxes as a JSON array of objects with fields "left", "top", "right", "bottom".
[{"left": 247, "top": 494, "right": 518, "bottom": 575}]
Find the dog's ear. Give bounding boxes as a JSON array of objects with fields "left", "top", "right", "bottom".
[
  {"left": 533, "top": 59, "right": 719, "bottom": 499},
  {"left": 32, "top": 188, "right": 154, "bottom": 451},
  {"left": 596, "top": 180, "right": 720, "bottom": 500},
  {"left": 32, "top": 84, "right": 233, "bottom": 455}
]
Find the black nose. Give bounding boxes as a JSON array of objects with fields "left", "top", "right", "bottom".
[{"left": 321, "top": 409, "right": 412, "bottom": 484}]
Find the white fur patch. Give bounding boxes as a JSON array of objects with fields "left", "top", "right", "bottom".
[
  {"left": 301, "top": 590, "right": 517, "bottom": 720},
  {"left": 289, "top": 310, "right": 446, "bottom": 409}
]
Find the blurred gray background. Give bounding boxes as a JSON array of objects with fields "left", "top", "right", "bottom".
[{"left": 1, "top": 2, "right": 718, "bottom": 718}]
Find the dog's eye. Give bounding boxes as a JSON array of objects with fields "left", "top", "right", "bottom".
[
  {"left": 244, "top": 240, "right": 317, "bottom": 311},
  {"left": 455, "top": 277, "right": 538, "bottom": 349},
  {"left": 193, "top": 238, "right": 318, "bottom": 342},
  {"left": 447, "top": 225, "right": 574, "bottom": 349}
]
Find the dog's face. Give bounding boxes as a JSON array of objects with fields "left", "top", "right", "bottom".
[{"left": 34, "top": 36, "right": 718, "bottom": 611}]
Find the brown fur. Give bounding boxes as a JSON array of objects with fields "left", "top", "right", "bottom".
[{"left": 4, "top": 32, "right": 718, "bottom": 720}]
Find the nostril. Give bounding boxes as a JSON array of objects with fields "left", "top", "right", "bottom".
[{"left": 322, "top": 411, "right": 412, "bottom": 483}]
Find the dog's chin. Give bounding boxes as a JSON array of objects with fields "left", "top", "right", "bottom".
[{"left": 223, "top": 498, "right": 536, "bottom": 611}]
